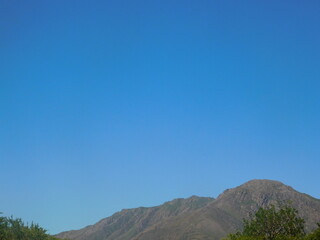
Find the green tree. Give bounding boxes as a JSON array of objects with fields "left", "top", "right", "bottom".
[
  {"left": 27, "top": 223, "right": 48, "bottom": 240},
  {"left": 224, "top": 205, "right": 305, "bottom": 240},
  {"left": 0, "top": 214, "right": 9, "bottom": 240},
  {"left": 0, "top": 213, "right": 63, "bottom": 240}
]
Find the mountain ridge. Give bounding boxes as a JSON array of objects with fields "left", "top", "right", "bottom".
[
  {"left": 57, "top": 196, "right": 214, "bottom": 240},
  {"left": 56, "top": 179, "right": 320, "bottom": 240}
]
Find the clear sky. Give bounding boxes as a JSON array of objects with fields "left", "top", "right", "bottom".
[{"left": 1, "top": 0, "right": 320, "bottom": 234}]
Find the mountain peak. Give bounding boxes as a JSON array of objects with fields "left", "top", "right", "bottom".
[
  {"left": 212, "top": 179, "right": 320, "bottom": 232},
  {"left": 243, "top": 179, "right": 285, "bottom": 186},
  {"left": 216, "top": 179, "right": 293, "bottom": 201}
]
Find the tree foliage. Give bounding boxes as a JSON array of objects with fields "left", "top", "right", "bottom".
[
  {"left": 224, "top": 204, "right": 306, "bottom": 240},
  {"left": 0, "top": 214, "right": 61, "bottom": 240},
  {"left": 243, "top": 205, "right": 305, "bottom": 239}
]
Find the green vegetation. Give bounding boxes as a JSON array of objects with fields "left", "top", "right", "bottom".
[
  {"left": 0, "top": 214, "right": 61, "bottom": 240},
  {"left": 223, "top": 205, "right": 320, "bottom": 240}
]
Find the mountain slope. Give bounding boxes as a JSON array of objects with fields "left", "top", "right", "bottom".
[
  {"left": 57, "top": 180, "right": 320, "bottom": 240},
  {"left": 56, "top": 196, "right": 214, "bottom": 240},
  {"left": 134, "top": 180, "right": 320, "bottom": 240},
  {"left": 213, "top": 179, "right": 320, "bottom": 231}
]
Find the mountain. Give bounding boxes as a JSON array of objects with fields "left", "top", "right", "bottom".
[
  {"left": 56, "top": 196, "right": 214, "bottom": 240},
  {"left": 133, "top": 180, "right": 320, "bottom": 240},
  {"left": 56, "top": 180, "right": 320, "bottom": 240}
]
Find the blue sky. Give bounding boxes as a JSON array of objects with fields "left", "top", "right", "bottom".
[{"left": 1, "top": 0, "right": 320, "bottom": 234}]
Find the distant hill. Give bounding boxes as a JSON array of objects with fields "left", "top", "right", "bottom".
[{"left": 56, "top": 180, "right": 320, "bottom": 240}]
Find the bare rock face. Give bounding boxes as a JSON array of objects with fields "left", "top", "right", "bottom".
[{"left": 56, "top": 180, "right": 320, "bottom": 240}]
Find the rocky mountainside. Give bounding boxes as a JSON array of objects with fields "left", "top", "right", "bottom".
[
  {"left": 56, "top": 180, "right": 320, "bottom": 240},
  {"left": 213, "top": 179, "right": 320, "bottom": 231}
]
